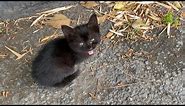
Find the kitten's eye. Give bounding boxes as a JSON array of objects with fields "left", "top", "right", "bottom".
[
  {"left": 89, "top": 38, "right": 95, "bottom": 44},
  {"left": 90, "top": 38, "right": 98, "bottom": 45},
  {"left": 79, "top": 42, "right": 84, "bottom": 46},
  {"left": 91, "top": 39, "right": 95, "bottom": 42}
]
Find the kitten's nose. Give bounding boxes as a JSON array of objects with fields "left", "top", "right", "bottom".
[
  {"left": 87, "top": 45, "right": 93, "bottom": 50},
  {"left": 87, "top": 41, "right": 94, "bottom": 50}
]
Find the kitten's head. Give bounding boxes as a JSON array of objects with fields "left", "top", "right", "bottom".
[{"left": 61, "top": 13, "right": 101, "bottom": 55}]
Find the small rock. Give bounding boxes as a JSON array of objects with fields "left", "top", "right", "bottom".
[
  {"left": 154, "top": 61, "right": 158, "bottom": 64},
  {"left": 146, "top": 66, "right": 151, "bottom": 70},
  {"left": 145, "top": 61, "right": 149, "bottom": 65}
]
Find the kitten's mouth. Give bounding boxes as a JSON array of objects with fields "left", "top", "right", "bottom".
[
  {"left": 87, "top": 50, "right": 94, "bottom": 55},
  {"left": 80, "top": 50, "right": 95, "bottom": 56}
]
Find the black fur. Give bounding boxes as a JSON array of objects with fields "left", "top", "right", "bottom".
[{"left": 31, "top": 13, "right": 101, "bottom": 87}]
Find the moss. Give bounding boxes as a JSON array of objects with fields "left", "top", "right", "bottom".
[{"left": 163, "top": 11, "right": 174, "bottom": 25}]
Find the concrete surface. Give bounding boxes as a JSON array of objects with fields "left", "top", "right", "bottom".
[{"left": 0, "top": 1, "right": 185, "bottom": 105}]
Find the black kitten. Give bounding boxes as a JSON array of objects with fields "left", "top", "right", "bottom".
[{"left": 31, "top": 13, "right": 101, "bottom": 87}]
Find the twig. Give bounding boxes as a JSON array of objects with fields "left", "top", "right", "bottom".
[
  {"left": 0, "top": 22, "right": 4, "bottom": 25},
  {"left": 39, "top": 29, "right": 59, "bottom": 43},
  {"left": 30, "top": 14, "right": 45, "bottom": 27},
  {"left": 0, "top": 54, "right": 7, "bottom": 58},
  {"left": 92, "top": 79, "right": 99, "bottom": 98},
  {"left": 166, "top": 1, "right": 179, "bottom": 11},
  {"left": 107, "top": 82, "right": 138, "bottom": 89},
  {"left": 77, "top": 15, "right": 81, "bottom": 25},
  {"left": 167, "top": 23, "right": 171, "bottom": 37},
  {"left": 109, "top": 29, "right": 124, "bottom": 36},
  {"left": 123, "top": 14, "right": 128, "bottom": 22},
  {"left": 118, "top": 25, "right": 129, "bottom": 33},
  {"left": 155, "top": 2, "right": 172, "bottom": 9},
  {"left": 134, "top": 4, "right": 141, "bottom": 13},
  {"left": 158, "top": 26, "right": 167, "bottom": 36},
  {"left": 136, "top": 1, "right": 155, "bottom": 4},
  {"left": 107, "top": 14, "right": 125, "bottom": 21},
  {"left": 5, "top": 46, "right": 29, "bottom": 60},
  {"left": 127, "top": 14, "right": 140, "bottom": 19},
  {"left": 115, "top": 66, "right": 143, "bottom": 81},
  {"left": 145, "top": 8, "right": 150, "bottom": 16},
  {"left": 148, "top": 14, "right": 161, "bottom": 21},
  {"left": 37, "top": 5, "right": 76, "bottom": 14},
  {"left": 14, "top": 16, "right": 37, "bottom": 25},
  {"left": 5, "top": 20, "right": 9, "bottom": 35},
  {"left": 99, "top": 4, "right": 102, "bottom": 13},
  {"left": 30, "top": 5, "right": 77, "bottom": 27},
  {"left": 105, "top": 79, "right": 156, "bottom": 90},
  {"left": 139, "top": 9, "right": 144, "bottom": 17},
  {"left": 33, "top": 29, "right": 41, "bottom": 33}
]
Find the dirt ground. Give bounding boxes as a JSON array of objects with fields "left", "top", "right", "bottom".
[{"left": 0, "top": 1, "right": 185, "bottom": 105}]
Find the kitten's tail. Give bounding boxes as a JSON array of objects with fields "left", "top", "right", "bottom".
[{"left": 54, "top": 70, "right": 80, "bottom": 87}]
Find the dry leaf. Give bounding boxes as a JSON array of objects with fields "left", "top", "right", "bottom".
[
  {"left": 88, "top": 92, "right": 96, "bottom": 99},
  {"left": 132, "top": 18, "right": 149, "bottom": 29},
  {"left": 44, "top": 14, "right": 71, "bottom": 28},
  {"left": 81, "top": 1, "right": 98, "bottom": 9},
  {"left": 181, "top": 11, "right": 185, "bottom": 19},
  {"left": 97, "top": 15, "right": 107, "bottom": 24},
  {"left": 123, "top": 49, "right": 134, "bottom": 58},
  {"left": 1, "top": 91, "right": 10, "bottom": 97},
  {"left": 114, "top": 21, "right": 124, "bottom": 27},
  {"left": 127, "top": 49, "right": 134, "bottom": 57},
  {"left": 141, "top": 34, "right": 154, "bottom": 41},
  {"left": 113, "top": 2, "right": 127, "bottom": 10},
  {"left": 105, "top": 32, "right": 114, "bottom": 38}
]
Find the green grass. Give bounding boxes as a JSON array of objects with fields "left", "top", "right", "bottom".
[{"left": 163, "top": 11, "right": 174, "bottom": 25}]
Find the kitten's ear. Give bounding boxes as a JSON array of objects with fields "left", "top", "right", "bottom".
[
  {"left": 61, "top": 25, "right": 74, "bottom": 38},
  {"left": 88, "top": 13, "right": 99, "bottom": 32}
]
